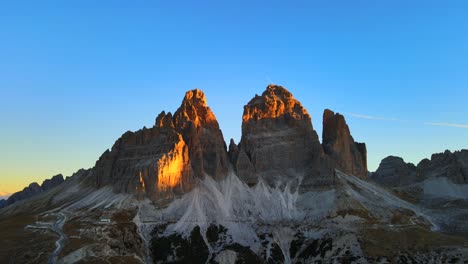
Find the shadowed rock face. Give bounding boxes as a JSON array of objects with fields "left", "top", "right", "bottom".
[
  {"left": 372, "top": 156, "right": 418, "bottom": 187},
  {"left": 3, "top": 174, "right": 65, "bottom": 207},
  {"left": 95, "top": 89, "right": 229, "bottom": 198},
  {"left": 322, "top": 109, "right": 367, "bottom": 178},
  {"left": 41, "top": 174, "right": 65, "bottom": 191},
  {"left": 234, "top": 85, "right": 334, "bottom": 188},
  {"left": 419, "top": 150, "right": 468, "bottom": 184},
  {"left": 6, "top": 183, "right": 42, "bottom": 206},
  {"left": 372, "top": 150, "right": 468, "bottom": 187}
]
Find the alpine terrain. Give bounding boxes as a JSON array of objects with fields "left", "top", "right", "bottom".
[{"left": 1, "top": 85, "right": 467, "bottom": 264}]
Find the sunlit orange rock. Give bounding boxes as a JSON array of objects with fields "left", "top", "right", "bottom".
[
  {"left": 156, "top": 136, "right": 191, "bottom": 191},
  {"left": 173, "top": 89, "right": 218, "bottom": 129},
  {"left": 242, "top": 85, "right": 310, "bottom": 122},
  {"left": 155, "top": 111, "right": 174, "bottom": 128}
]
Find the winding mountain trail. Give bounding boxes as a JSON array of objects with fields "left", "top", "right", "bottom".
[{"left": 49, "top": 212, "right": 67, "bottom": 264}]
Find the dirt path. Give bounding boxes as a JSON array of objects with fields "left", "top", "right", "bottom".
[{"left": 49, "top": 212, "right": 67, "bottom": 264}]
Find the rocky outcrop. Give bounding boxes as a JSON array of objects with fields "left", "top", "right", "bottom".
[
  {"left": 371, "top": 156, "right": 418, "bottom": 187},
  {"left": 228, "top": 139, "right": 239, "bottom": 166},
  {"left": 6, "top": 182, "right": 43, "bottom": 206},
  {"left": 417, "top": 150, "right": 468, "bottom": 184},
  {"left": 41, "top": 174, "right": 64, "bottom": 191},
  {"left": 234, "top": 85, "right": 334, "bottom": 188},
  {"left": 322, "top": 109, "right": 367, "bottom": 178},
  {"left": 95, "top": 89, "right": 229, "bottom": 198},
  {"left": 372, "top": 150, "right": 468, "bottom": 187}
]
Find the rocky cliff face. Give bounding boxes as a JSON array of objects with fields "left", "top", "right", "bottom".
[
  {"left": 95, "top": 89, "right": 229, "bottom": 198},
  {"left": 94, "top": 126, "right": 194, "bottom": 197},
  {"left": 172, "top": 89, "right": 229, "bottom": 181},
  {"left": 232, "top": 85, "right": 334, "bottom": 189},
  {"left": 372, "top": 150, "right": 468, "bottom": 187},
  {"left": 322, "top": 109, "right": 367, "bottom": 178}
]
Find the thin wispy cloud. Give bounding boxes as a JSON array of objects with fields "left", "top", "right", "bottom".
[
  {"left": 346, "top": 112, "right": 468, "bottom": 129},
  {"left": 345, "top": 112, "right": 405, "bottom": 122},
  {"left": 424, "top": 122, "right": 468, "bottom": 129},
  {"left": 265, "top": 74, "right": 275, "bottom": 85}
]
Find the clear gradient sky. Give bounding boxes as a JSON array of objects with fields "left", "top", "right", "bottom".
[{"left": 0, "top": 1, "right": 467, "bottom": 196}]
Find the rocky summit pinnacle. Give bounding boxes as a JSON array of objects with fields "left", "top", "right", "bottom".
[
  {"left": 172, "top": 88, "right": 229, "bottom": 180},
  {"left": 322, "top": 109, "right": 367, "bottom": 178},
  {"left": 233, "top": 85, "right": 334, "bottom": 188},
  {"left": 95, "top": 88, "right": 229, "bottom": 199},
  {"left": 242, "top": 84, "right": 310, "bottom": 122},
  {"left": 173, "top": 89, "right": 218, "bottom": 129}
]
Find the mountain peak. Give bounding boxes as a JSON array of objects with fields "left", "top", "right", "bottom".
[
  {"left": 182, "top": 88, "right": 207, "bottom": 107},
  {"left": 264, "top": 84, "right": 293, "bottom": 98},
  {"left": 322, "top": 109, "right": 367, "bottom": 178},
  {"left": 174, "top": 88, "right": 228, "bottom": 180},
  {"left": 174, "top": 89, "right": 217, "bottom": 129},
  {"left": 237, "top": 85, "right": 329, "bottom": 188},
  {"left": 243, "top": 85, "right": 309, "bottom": 122}
]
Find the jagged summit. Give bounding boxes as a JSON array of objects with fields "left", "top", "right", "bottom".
[
  {"left": 263, "top": 84, "right": 294, "bottom": 98},
  {"left": 243, "top": 84, "right": 310, "bottom": 122},
  {"left": 372, "top": 149, "right": 468, "bottom": 187},
  {"left": 182, "top": 88, "right": 208, "bottom": 107},
  {"left": 155, "top": 111, "right": 174, "bottom": 128},
  {"left": 95, "top": 88, "right": 229, "bottom": 198},
  {"left": 322, "top": 109, "right": 367, "bottom": 178},
  {"left": 235, "top": 85, "right": 333, "bottom": 187},
  {"left": 173, "top": 88, "right": 219, "bottom": 130}
]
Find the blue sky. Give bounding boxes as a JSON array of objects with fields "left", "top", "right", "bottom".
[{"left": 0, "top": 1, "right": 467, "bottom": 194}]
